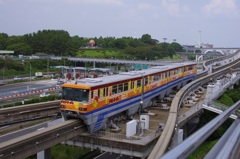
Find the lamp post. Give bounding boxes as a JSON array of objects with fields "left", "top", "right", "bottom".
[
  {"left": 2, "top": 68, "right": 4, "bottom": 80},
  {"left": 84, "top": 62, "right": 86, "bottom": 78},
  {"left": 47, "top": 56, "right": 49, "bottom": 77},
  {"left": 22, "top": 60, "right": 31, "bottom": 91},
  {"left": 138, "top": 74, "right": 144, "bottom": 138}
]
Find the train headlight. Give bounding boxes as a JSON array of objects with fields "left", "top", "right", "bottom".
[
  {"left": 79, "top": 107, "right": 86, "bottom": 111},
  {"left": 60, "top": 105, "right": 66, "bottom": 108}
]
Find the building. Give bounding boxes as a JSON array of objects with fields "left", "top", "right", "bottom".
[{"left": 0, "top": 50, "right": 14, "bottom": 59}]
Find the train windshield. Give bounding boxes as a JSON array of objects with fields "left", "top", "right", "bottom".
[{"left": 62, "top": 87, "right": 89, "bottom": 103}]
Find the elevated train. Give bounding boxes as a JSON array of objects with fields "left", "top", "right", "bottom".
[{"left": 60, "top": 62, "right": 197, "bottom": 132}]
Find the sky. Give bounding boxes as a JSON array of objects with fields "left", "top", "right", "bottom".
[{"left": 0, "top": 0, "right": 240, "bottom": 47}]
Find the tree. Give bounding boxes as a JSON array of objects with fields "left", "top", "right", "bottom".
[
  {"left": 6, "top": 36, "right": 23, "bottom": 46},
  {"left": 0, "top": 33, "right": 8, "bottom": 50},
  {"left": 112, "top": 38, "right": 127, "bottom": 49},
  {"left": 170, "top": 42, "right": 183, "bottom": 52},
  {"left": 6, "top": 43, "right": 32, "bottom": 55},
  {"left": 21, "top": 30, "right": 76, "bottom": 56},
  {"left": 141, "top": 34, "right": 158, "bottom": 45}
]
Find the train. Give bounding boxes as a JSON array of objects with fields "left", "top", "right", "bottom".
[{"left": 60, "top": 62, "right": 197, "bottom": 132}]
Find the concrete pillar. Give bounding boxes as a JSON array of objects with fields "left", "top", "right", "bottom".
[
  {"left": 177, "top": 129, "right": 183, "bottom": 144},
  {"left": 37, "top": 148, "right": 51, "bottom": 159},
  {"left": 205, "top": 84, "right": 214, "bottom": 105},
  {"left": 73, "top": 68, "right": 76, "bottom": 80},
  {"left": 195, "top": 55, "right": 198, "bottom": 61},
  {"left": 93, "top": 61, "right": 95, "bottom": 68}
]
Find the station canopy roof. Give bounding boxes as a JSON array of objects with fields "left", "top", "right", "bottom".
[{"left": 0, "top": 50, "right": 14, "bottom": 54}]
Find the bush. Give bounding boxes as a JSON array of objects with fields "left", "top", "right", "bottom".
[
  {"left": 15, "top": 102, "right": 22, "bottom": 106},
  {"left": 1, "top": 94, "right": 59, "bottom": 108}
]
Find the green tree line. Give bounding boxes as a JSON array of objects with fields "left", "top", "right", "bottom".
[{"left": 0, "top": 30, "right": 183, "bottom": 60}]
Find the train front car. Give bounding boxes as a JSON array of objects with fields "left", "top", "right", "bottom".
[
  {"left": 60, "top": 83, "right": 90, "bottom": 116},
  {"left": 60, "top": 82, "right": 95, "bottom": 129}
]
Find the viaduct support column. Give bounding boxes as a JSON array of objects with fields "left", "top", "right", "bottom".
[{"left": 37, "top": 148, "right": 51, "bottom": 159}]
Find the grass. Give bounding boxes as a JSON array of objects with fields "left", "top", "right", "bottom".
[
  {"left": 187, "top": 140, "right": 218, "bottom": 159},
  {"left": 26, "top": 144, "right": 95, "bottom": 159},
  {"left": 51, "top": 144, "right": 91, "bottom": 159}
]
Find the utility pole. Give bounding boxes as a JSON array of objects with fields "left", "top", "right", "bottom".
[{"left": 199, "top": 30, "right": 202, "bottom": 48}]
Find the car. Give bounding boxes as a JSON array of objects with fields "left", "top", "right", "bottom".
[
  {"left": 13, "top": 76, "right": 22, "bottom": 80},
  {"left": 56, "top": 81, "right": 65, "bottom": 86},
  {"left": 39, "top": 92, "right": 50, "bottom": 98}
]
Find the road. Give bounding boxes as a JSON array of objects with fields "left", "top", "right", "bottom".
[
  {"left": 0, "top": 79, "right": 58, "bottom": 96},
  {"left": 0, "top": 79, "right": 61, "bottom": 107}
]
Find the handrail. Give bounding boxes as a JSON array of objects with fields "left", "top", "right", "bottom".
[{"left": 160, "top": 101, "right": 240, "bottom": 159}]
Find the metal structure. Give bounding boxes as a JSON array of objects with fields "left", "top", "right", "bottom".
[{"left": 160, "top": 101, "right": 240, "bottom": 159}]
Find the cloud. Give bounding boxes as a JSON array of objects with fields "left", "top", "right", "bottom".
[
  {"left": 203, "top": 0, "right": 238, "bottom": 16},
  {"left": 160, "top": 0, "right": 189, "bottom": 16},
  {"left": 0, "top": 0, "right": 8, "bottom": 5},
  {"left": 64, "top": 0, "right": 123, "bottom": 6},
  {"left": 137, "top": 3, "right": 155, "bottom": 10}
]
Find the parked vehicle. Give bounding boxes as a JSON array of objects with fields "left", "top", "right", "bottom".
[
  {"left": 13, "top": 76, "right": 22, "bottom": 80},
  {"left": 35, "top": 72, "right": 43, "bottom": 77},
  {"left": 39, "top": 92, "right": 50, "bottom": 98},
  {"left": 57, "top": 81, "right": 65, "bottom": 86}
]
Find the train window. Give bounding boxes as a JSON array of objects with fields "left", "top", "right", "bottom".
[
  {"left": 118, "top": 84, "right": 123, "bottom": 93},
  {"left": 189, "top": 66, "right": 193, "bottom": 70},
  {"left": 103, "top": 88, "right": 105, "bottom": 97},
  {"left": 184, "top": 66, "right": 188, "bottom": 72},
  {"left": 154, "top": 75, "right": 159, "bottom": 81},
  {"left": 98, "top": 89, "right": 100, "bottom": 98},
  {"left": 145, "top": 77, "right": 148, "bottom": 85},
  {"left": 62, "top": 87, "right": 89, "bottom": 102},
  {"left": 105, "top": 87, "right": 108, "bottom": 96},
  {"left": 166, "top": 72, "right": 170, "bottom": 78},
  {"left": 137, "top": 80, "right": 141, "bottom": 88},
  {"left": 161, "top": 73, "right": 165, "bottom": 79},
  {"left": 112, "top": 85, "right": 117, "bottom": 94},
  {"left": 81, "top": 90, "right": 89, "bottom": 102},
  {"left": 124, "top": 83, "right": 128, "bottom": 91},
  {"left": 174, "top": 69, "right": 178, "bottom": 75},
  {"left": 91, "top": 91, "right": 94, "bottom": 99}
]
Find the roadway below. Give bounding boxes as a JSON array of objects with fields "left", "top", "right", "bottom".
[
  {"left": 0, "top": 79, "right": 61, "bottom": 107},
  {"left": 0, "top": 79, "right": 58, "bottom": 96}
]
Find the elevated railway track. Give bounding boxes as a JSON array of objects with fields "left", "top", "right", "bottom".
[
  {"left": 0, "top": 101, "right": 60, "bottom": 126},
  {"left": 148, "top": 49, "right": 240, "bottom": 159},
  {"left": 0, "top": 120, "right": 86, "bottom": 159}
]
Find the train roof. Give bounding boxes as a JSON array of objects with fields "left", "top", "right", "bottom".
[{"left": 63, "top": 62, "right": 196, "bottom": 88}]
